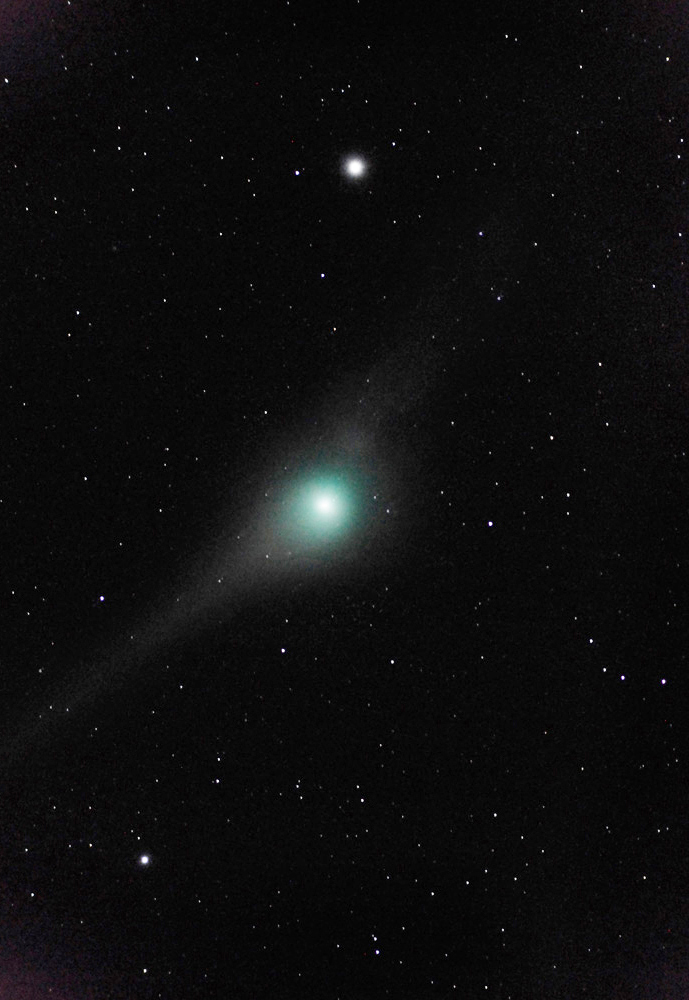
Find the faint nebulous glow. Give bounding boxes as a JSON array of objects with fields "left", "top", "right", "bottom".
[{"left": 344, "top": 156, "right": 366, "bottom": 178}]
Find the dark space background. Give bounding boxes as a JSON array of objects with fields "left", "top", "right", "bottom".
[{"left": 2, "top": 1, "right": 689, "bottom": 997}]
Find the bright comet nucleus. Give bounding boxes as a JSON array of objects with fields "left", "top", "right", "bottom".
[
  {"left": 277, "top": 472, "right": 359, "bottom": 553},
  {"left": 314, "top": 492, "right": 338, "bottom": 515}
]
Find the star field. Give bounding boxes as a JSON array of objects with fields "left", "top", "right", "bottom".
[{"left": 1, "top": 2, "right": 689, "bottom": 998}]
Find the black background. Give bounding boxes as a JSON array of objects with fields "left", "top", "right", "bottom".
[{"left": 2, "top": 1, "right": 689, "bottom": 997}]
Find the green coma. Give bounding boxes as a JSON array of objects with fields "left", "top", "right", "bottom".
[{"left": 281, "top": 473, "right": 358, "bottom": 550}]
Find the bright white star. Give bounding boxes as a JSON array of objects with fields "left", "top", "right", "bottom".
[{"left": 344, "top": 156, "right": 366, "bottom": 178}]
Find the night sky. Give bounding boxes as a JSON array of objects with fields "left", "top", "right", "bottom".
[{"left": 2, "top": 2, "right": 689, "bottom": 997}]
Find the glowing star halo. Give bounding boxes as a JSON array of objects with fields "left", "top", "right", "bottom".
[{"left": 343, "top": 155, "right": 367, "bottom": 178}]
